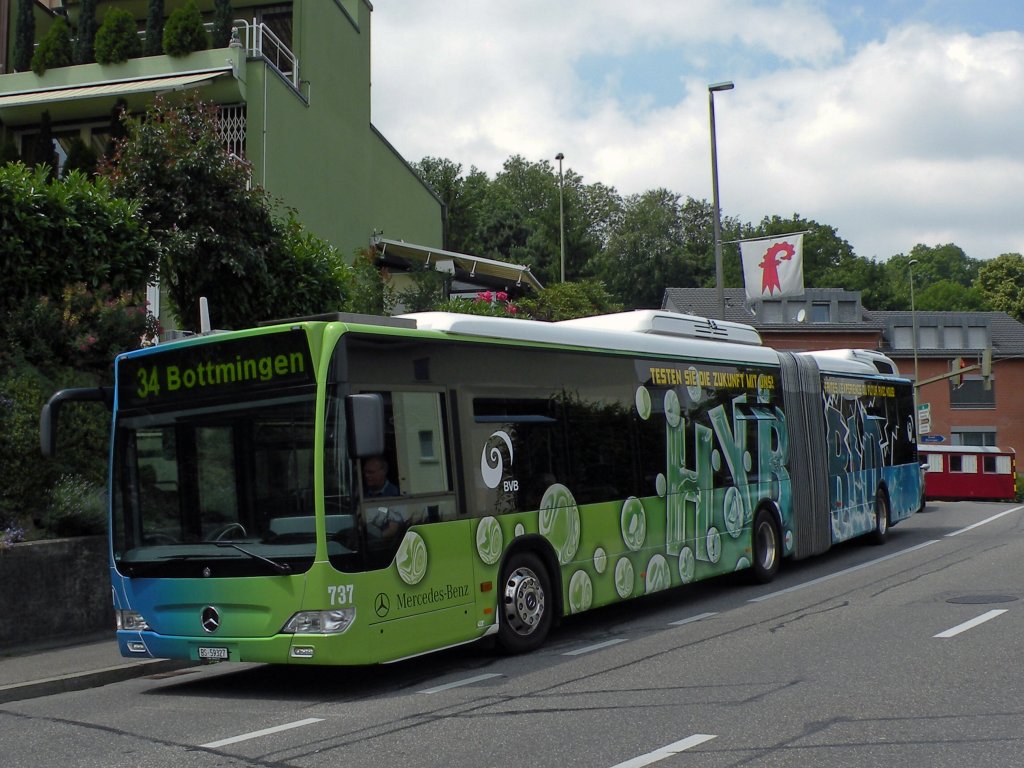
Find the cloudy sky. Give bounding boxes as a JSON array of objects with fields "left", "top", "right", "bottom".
[{"left": 369, "top": 1, "right": 1024, "bottom": 263}]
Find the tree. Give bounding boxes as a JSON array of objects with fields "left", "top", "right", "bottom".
[
  {"left": 915, "top": 279, "right": 988, "bottom": 312},
  {"left": 31, "top": 16, "right": 72, "bottom": 75},
  {"left": 592, "top": 189, "right": 687, "bottom": 308},
  {"left": 13, "top": 0, "right": 35, "bottom": 72},
  {"left": 977, "top": 253, "right": 1024, "bottom": 321},
  {"left": 145, "top": 0, "right": 165, "bottom": 56},
  {"left": 103, "top": 98, "right": 353, "bottom": 329},
  {"left": 94, "top": 7, "right": 142, "bottom": 65},
  {"left": 74, "top": 0, "right": 98, "bottom": 65},
  {"left": 414, "top": 157, "right": 490, "bottom": 254},
  {"left": 212, "top": 0, "right": 234, "bottom": 48},
  {"left": 103, "top": 98, "right": 278, "bottom": 328}
]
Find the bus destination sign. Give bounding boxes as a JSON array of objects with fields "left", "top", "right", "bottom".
[{"left": 118, "top": 330, "right": 315, "bottom": 410}]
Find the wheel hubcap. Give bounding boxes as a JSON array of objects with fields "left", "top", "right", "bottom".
[{"left": 503, "top": 566, "right": 545, "bottom": 637}]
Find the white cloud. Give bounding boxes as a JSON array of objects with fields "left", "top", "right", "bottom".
[{"left": 371, "top": 2, "right": 1024, "bottom": 261}]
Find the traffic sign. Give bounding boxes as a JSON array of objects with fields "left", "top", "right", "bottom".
[
  {"left": 917, "top": 402, "right": 931, "bottom": 434},
  {"left": 921, "top": 435, "right": 945, "bottom": 443}
]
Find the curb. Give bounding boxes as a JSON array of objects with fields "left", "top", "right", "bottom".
[{"left": 0, "top": 659, "right": 196, "bottom": 704}]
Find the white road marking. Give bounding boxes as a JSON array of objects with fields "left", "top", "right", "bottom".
[
  {"left": 563, "top": 638, "right": 628, "bottom": 656},
  {"left": 609, "top": 734, "right": 717, "bottom": 768},
  {"left": 945, "top": 506, "right": 1023, "bottom": 537},
  {"left": 668, "top": 611, "right": 718, "bottom": 626},
  {"left": 419, "top": 672, "right": 502, "bottom": 694},
  {"left": 749, "top": 540, "right": 939, "bottom": 602},
  {"left": 934, "top": 609, "right": 1008, "bottom": 638},
  {"left": 200, "top": 718, "right": 324, "bottom": 749}
]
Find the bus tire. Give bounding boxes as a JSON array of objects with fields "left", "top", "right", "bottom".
[
  {"left": 750, "top": 507, "right": 781, "bottom": 584},
  {"left": 869, "top": 490, "right": 890, "bottom": 545},
  {"left": 497, "top": 550, "right": 553, "bottom": 654}
]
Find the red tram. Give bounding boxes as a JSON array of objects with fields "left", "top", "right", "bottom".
[{"left": 918, "top": 444, "right": 1017, "bottom": 502}]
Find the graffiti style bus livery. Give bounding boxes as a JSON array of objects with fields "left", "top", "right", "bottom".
[{"left": 41, "top": 310, "right": 921, "bottom": 665}]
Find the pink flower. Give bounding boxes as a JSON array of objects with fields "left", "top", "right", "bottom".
[{"left": 496, "top": 291, "right": 508, "bottom": 302}]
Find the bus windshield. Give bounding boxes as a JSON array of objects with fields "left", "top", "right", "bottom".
[{"left": 111, "top": 391, "right": 332, "bottom": 577}]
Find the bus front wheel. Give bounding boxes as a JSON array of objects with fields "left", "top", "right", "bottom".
[
  {"left": 750, "top": 508, "right": 780, "bottom": 584},
  {"left": 497, "top": 551, "right": 553, "bottom": 653}
]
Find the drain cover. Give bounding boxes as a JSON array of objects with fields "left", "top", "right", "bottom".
[{"left": 946, "top": 594, "right": 1019, "bottom": 605}]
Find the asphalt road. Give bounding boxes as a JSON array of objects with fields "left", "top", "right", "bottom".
[{"left": 1, "top": 500, "right": 1022, "bottom": 768}]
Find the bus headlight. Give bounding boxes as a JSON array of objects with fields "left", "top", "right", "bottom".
[
  {"left": 116, "top": 610, "right": 151, "bottom": 631},
  {"left": 282, "top": 608, "right": 356, "bottom": 635}
]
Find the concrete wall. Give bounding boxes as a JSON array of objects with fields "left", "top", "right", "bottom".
[{"left": 0, "top": 537, "right": 112, "bottom": 651}]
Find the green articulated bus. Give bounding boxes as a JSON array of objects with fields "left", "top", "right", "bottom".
[{"left": 41, "top": 310, "right": 921, "bottom": 665}]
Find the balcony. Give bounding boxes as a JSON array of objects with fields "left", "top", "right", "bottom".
[{"left": 0, "top": 20, "right": 299, "bottom": 127}]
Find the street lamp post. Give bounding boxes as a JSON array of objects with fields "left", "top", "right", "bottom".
[
  {"left": 909, "top": 258, "right": 919, "bottom": 385},
  {"left": 708, "top": 81, "right": 734, "bottom": 320},
  {"left": 556, "top": 152, "right": 566, "bottom": 282}
]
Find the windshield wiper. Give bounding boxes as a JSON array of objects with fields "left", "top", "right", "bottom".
[{"left": 213, "top": 542, "right": 292, "bottom": 573}]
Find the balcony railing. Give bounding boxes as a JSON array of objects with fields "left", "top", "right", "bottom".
[{"left": 233, "top": 19, "right": 299, "bottom": 91}]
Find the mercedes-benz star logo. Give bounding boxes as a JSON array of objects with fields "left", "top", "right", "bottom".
[
  {"left": 374, "top": 592, "right": 390, "bottom": 618},
  {"left": 201, "top": 606, "right": 220, "bottom": 634}
]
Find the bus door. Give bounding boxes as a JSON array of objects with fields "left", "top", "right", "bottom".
[{"left": 357, "top": 389, "right": 478, "bottom": 654}]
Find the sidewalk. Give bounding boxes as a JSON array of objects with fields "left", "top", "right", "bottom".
[{"left": 0, "top": 636, "right": 194, "bottom": 704}]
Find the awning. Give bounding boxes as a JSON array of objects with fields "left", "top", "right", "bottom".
[
  {"left": 372, "top": 237, "right": 544, "bottom": 293},
  {"left": 0, "top": 69, "right": 231, "bottom": 109}
]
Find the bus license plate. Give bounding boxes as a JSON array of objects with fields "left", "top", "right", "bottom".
[{"left": 198, "top": 646, "right": 228, "bottom": 660}]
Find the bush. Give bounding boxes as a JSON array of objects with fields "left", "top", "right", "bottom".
[
  {"left": 267, "top": 212, "right": 355, "bottom": 318},
  {"left": 0, "top": 361, "right": 109, "bottom": 533},
  {"left": 31, "top": 16, "right": 73, "bottom": 75},
  {"left": 94, "top": 8, "right": 142, "bottom": 65},
  {"left": 163, "top": 0, "right": 208, "bottom": 57},
  {"left": 517, "top": 279, "right": 622, "bottom": 321},
  {"left": 41, "top": 475, "right": 107, "bottom": 537},
  {"left": 0, "top": 164, "right": 158, "bottom": 317},
  {"left": 3, "top": 284, "right": 157, "bottom": 372},
  {"left": 349, "top": 249, "right": 395, "bottom": 316}
]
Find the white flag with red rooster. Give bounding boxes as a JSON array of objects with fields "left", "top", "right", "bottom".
[{"left": 740, "top": 233, "right": 805, "bottom": 301}]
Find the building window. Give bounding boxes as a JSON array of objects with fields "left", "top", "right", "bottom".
[
  {"left": 759, "top": 302, "right": 783, "bottom": 323},
  {"left": 892, "top": 326, "right": 913, "bottom": 349},
  {"left": 919, "top": 326, "right": 938, "bottom": 349},
  {"left": 811, "top": 302, "right": 830, "bottom": 323},
  {"left": 967, "top": 326, "right": 987, "bottom": 348},
  {"left": 949, "top": 378, "right": 995, "bottom": 409},
  {"left": 952, "top": 428, "right": 997, "bottom": 447},
  {"left": 942, "top": 326, "right": 964, "bottom": 349},
  {"left": 925, "top": 454, "right": 943, "bottom": 473}
]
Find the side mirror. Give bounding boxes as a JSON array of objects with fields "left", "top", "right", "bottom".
[
  {"left": 40, "top": 387, "right": 112, "bottom": 457},
  {"left": 347, "top": 393, "right": 385, "bottom": 458}
]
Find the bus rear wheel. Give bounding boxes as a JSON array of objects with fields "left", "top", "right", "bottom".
[
  {"left": 497, "top": 551, "right": 552, "bottom": 654},
  {"left": 750, "top": 508, "right": 780, "bottom": 584},
  {"left": 869, "top": 490, "right": 890, "bottom": 545}
]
